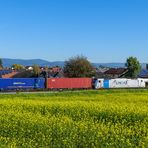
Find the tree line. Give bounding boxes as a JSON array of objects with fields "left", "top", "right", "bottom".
[
  {"left": 0, "top": 56, "right": 141, "bottom": 78},
  {"left": 63, "top": 56, "right": 141, "bottom": 78}
]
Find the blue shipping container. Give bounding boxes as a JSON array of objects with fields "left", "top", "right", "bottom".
[
  {"left": 0, "top": 78, "right": 45, "bottom": 90},
  {"left": 103, "top": 79, "right": 109, "bottom": 88}
]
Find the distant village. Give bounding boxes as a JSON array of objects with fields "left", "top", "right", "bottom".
[{"left": 0, "top": 62, "right": 148, "bottom": 79}]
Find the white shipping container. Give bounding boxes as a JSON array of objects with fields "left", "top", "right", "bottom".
[
  {"left": 109, "top": 79, "right": 140, "bottom": 88},
  {"left": 127, "top": 79, "right": 140, "bottom": 88}
]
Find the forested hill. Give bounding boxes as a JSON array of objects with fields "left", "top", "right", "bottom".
[{"left": 2, "top": 58, "right": 146, "bottom": 68}]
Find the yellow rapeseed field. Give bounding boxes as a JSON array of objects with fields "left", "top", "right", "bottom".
[{"left": 0, "top": 89, "right": 148, "bottom": 147}]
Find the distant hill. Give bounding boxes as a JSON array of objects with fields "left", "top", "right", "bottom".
[
  {"left": 2, "top": 58, "right": 64, "bottom": 67},
  {"left": 2, "top": 58, "right": 49, "bottom": 67},
  {"left": 92, "top": 63, "right": 126, "bottom": 68},
  {"left": 2, "top": 58, "right": 147, "bottom": 68}
]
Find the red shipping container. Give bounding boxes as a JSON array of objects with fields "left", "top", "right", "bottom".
[{"left": 47, "top": 78, "right": 92, "bottom": 89}]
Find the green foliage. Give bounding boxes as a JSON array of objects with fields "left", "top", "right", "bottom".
[
  {"left": 12, "top": 64, "right": 24, "bottom": 70},
  {"left": 32, "top": 64, "right": 40, "bottom": 77},
  {"left": 0, "top": 58, "right": 3, "bottom": 68},
  {"left": 0, "top": 90, "right": 148, "bottom": 147},
  {"left": 125, "top": 56, "right": 141, "bottom": 78},
  {"left": 64, "top": 56, "right": 94, "bottom": 77}
]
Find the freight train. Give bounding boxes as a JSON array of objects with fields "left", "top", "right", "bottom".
[{"left": 0, "top": 78, "right": 148, "bottom": 91}]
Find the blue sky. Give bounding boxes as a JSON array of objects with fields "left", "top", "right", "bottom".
[{"left": 0, "top": 0, "right": 148, "bottom": 62}]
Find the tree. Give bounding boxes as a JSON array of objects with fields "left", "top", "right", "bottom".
[
  {"left": 33, "top": 64, "right": 40, "bottom": 77},
  {"left": 125, "top": 56, "right": 141, "bottom": 78},
  {"left": 0, "top": 59, "right": 3, "bottom": 69},
  {"left": 63, "top": 56, "right": 94, "bottom": 77},
  {"left": 12, "top": 64, "right": 24, "bottom": 70}
]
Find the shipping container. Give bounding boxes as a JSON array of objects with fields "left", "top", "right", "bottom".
[
  {"left": 109, "top": 79, "right": 140, "bottom": 88},
  {"left": 47, "top": 78, "right": 92, "bottom": 89},
  {"left": 0, "top": 78, "right": 45, "bottom": 90}
]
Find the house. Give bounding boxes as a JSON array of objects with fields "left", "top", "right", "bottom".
[
  {"left": 0, "top": 69, "right": 18, "bottom": 78},
  {"left": 50, "top": 67, "right": 61, "bottom": 73},
  {"left": 48, "top": 67, "right": 63, "bottom": 78},
  {"left": 103, "top": 68, "right": 128, "bottom": 79},
  {"left": 138, "top": 64, "right": 148, "bottom": 78},
  {"left": 25, "top": 66, "right": 33, "bottom": 70},
  {"left": 95, "top": 67, "right": 109, "bottom": 78},
  {"left": 138, "top": 69, "right": 148, "bottom": 78},
  {"left": 40, "top": 67, "right": 63, "bottom": 78}
]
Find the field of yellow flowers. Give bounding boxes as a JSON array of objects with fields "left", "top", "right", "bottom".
[{"left": 0, "top": 89, "right": 148, "bottom": 147}]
